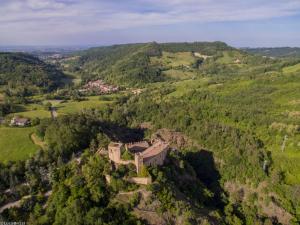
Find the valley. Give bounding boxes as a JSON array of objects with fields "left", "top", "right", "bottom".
[{"left": 0, "top": 42, "right": 300, "bottom": 224}]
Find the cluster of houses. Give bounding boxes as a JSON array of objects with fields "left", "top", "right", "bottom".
[{"left": 79, "top": 79, "right": 119, "bottom": 94}]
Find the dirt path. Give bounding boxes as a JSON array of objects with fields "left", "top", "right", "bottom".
[
  {"left": 0, "top": 195, "right": 31, "bottom": 213},
  {"left": 31, "top": 133, "right": 46, "bottom": 149},
  {"left": 0, "top": 190, "right": 53, "bottom": 213},
  {"left": 50, "top": 107, "right": 58, "bottom": 119}
]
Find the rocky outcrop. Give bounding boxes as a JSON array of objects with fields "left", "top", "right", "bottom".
[{"left": 151, "top": 128, "right": 198, "bottom": 149}]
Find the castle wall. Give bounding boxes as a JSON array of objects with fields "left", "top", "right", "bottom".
[
  {"left": 105, "top": 175, "right": 152, "bottom": 185},
  {"left": 143, "top": 148, "right": 168, "bottom": 167},
  {"left": 127, "top": 177, "right": 152, "bottom": 185},
  {"left": 135, "top": 153, "right": 144, "bottom": 174},
  {"left": 117, "top": 160, "right": 135, "bottom": 165}
]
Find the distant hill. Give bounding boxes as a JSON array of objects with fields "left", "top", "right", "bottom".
[
  {"left": 69, "top": 41, "right": 232, "bottom": 87},
  {"left": 160, "top": 41, "right": 232, "bottom": 54},
  {"left": 63, "top": 42, "right": 299, "bottom": 88},
  {"left": 0, "top": 52, "right": 65, "bottom": 90},
  {"left": 244, "top": 47, "right": 300, "bottom": 58}
]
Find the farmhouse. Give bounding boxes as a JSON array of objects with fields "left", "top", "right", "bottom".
[
  {"left": 108, "top": 139, "right": 169, "bottom": 174},
  {"left": 10, "top": 117, "right": 30, "bottom": 127}
]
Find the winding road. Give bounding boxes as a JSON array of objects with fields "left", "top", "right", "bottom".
[{"left": 0, "top": 190, "right": 53, "bottom": 213}]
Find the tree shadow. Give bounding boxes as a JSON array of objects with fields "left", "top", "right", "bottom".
[
  {"left": 99, "top": 122, "right": 145, "bottom": 143},
  {"left": 185, "top": 149, "right": 225, "bottom": 209}
]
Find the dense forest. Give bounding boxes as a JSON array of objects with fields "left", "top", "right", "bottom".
[
  {"left": 0, "top": 52, "right": 65, "bottom": 91},
  {"left": 71, "top": 42, "right": 163, "bottom": 86}
]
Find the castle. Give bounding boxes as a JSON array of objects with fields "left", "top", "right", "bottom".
[{"left": 108, "top": 139, "right": 169, "bottom": 174}]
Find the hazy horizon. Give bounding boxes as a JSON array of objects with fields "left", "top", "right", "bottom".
[{"left": 1, "top": 41, "right": 300, "bottom": 50}]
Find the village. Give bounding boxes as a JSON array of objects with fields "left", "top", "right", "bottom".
[{"left": 79, "top": 79, "right": 119, "bottom": 94}]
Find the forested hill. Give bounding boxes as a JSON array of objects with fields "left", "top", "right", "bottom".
[
  {"left": 68, "top": 41, "right": 233, "bottom": 87},
  {"left": 0, "top": 52, "right": 65, "bottom": 90},
  {"left": 160, "top": 41, "right": 232, "bottom": 53},
  {"left": 77, "top": 42, "right": 163, "bottom": 86},
  {"left": 244, "top": 47, "right": 300, "bottom": 58}
]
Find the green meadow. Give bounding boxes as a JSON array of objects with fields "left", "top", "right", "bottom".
[
  {"left": 56, "top": 96, "right": 113, "bottom": 115},
  {"left": 0, "top": 126, "right": 39, "bottom": 163},
  {"left": 10, "top": 96, "right": 114, "bottom": 119},
  {"left": 151, "top": 51, "right": 196, "bottom": 68},
  {"left": 282, "top": 63, "right": 300, "bottom": 74}
]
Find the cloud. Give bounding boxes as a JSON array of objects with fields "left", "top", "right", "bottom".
[{"left": 0, "top": 0, "right": 300, "bottom": 44}]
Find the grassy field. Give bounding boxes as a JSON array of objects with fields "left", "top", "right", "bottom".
[
  {"left": 150, "top": 51, "right": 202, "bottom": 81},
  {"left": 13, "top": 109, "right": 51, "bottom": 119},
  {"left": 282, "top": 63, "right": 300, "bottom": 74},
  {"left": 8, "top": 96, "right": 114, "bottom": 119},
  {"left": 57, "top": 96, "right": 113, "bottom": 115},
  {"left": 162, "top": 69, "right": 196, "bottom": 80},
  {"left": 151, "top": 51, "right": 196, "bottom": 68},
  {"left": 12, "top": 102, "right": 52, "bottom": 119},
  {"left": 0, "top": 126, "right": 39, "bottom": 162},
  {"left": 216, "top": 50, "right": 244, "bottom": 64}
]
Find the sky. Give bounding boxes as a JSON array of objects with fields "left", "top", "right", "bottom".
[{"left": 0, "top": 0, "right": 300, "bottom": 47}]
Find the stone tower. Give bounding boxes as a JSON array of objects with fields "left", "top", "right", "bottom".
[{"left": 108, "top": 142, "right": 123, "bottom": 163}]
